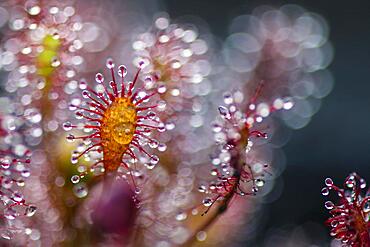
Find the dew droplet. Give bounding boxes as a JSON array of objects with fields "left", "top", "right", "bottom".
[
  {"left": 158, "top": 123, "right": 166, "bottom": 132},
  {"left": 135, "top": 187, "right": 141, "bottom": 194},
  {"left": 1, "top": 159, "right": 10, "bottom": 169},
  {"left": 51, "top": 58, "right": 60, "bottom": 67},
  {"left": 196, "top": 231, "right": 207, "bottom": 241},
  {"left": 12, "top": 192, "right": 23, "bottom": 202},
  {"left": 95, "top": 73, "right": 104, "bottom": 84},
  {"left": 71, "top": 156, "right": 78, "bottom": 164},
  {"left": 330, "top": 220, "right": 338, "bottom": 228},
  {"left": 165, "top": 122, "right": 175, "bottom": 130},
  {"left": 63, "top": 122, "right": 73, "bottom": 131},
  {"left": 145, "top": 163, "right": 156, "bottom": 170},
  {"left": 218, "top": 106, "right": 231, "bottom": 119},
  {"left": 157, "top": 85, "right": 167, "bottom": 94},
  {"left": 212, "top": 122, "right": 222, "bottom": 133},
  {"left": 202, "top": 198, "right": 213, "bottom": 207},
  {"left": 345, "top": 176, "right": 355, "bottom": 188},
  {"left": 118, "top": 65, "right": 127, "bottom": 77},
  {"left": 21, "top": 169, "right": 30, "bottom": 178},
  {"left": 325, "top": 201, "right": 334, "bottom": 210},
  {"left": 82, "top": 90, "right": 90, "bottom": 99},
  {"left": 73, "top": 183, "right": 88, "bottom": 198},
  {"left": 144, "top": 76, "right": 152, "bottom": 84},
  {"left": 249, "top": 184, "right": 257, "bottom": 193},
  {"left": 106, "top": 58, "right": 115, "bottom": 69},
  {"left": 223, "top": 92, "right": 233, "bottom": 105},
  {"left": 157, "top": 143, "right": 167, "bottom": 152},
  {"left": 210, "top": 169, "right": 218, "bottom": 176},
  {"left": 27, "top": 5, "right": 41, "bottom": 15},
  {"left": 321, "top": 187, "right": 329, "bottom": 196},
  {"left": 16, "top": 179, "right": 25, "bottom": 187},
  {"left": 69, "top": 104, "right": 77, "bottom": 111},
  {"left": 25, "top": 205, "right": 37, "bottom": 217},
  {"left": 175, "top": 212, "right": 187, "bottom": 221},
  {"left": 283, "top": 98, "right": 294, "bottom": 110},
  {"left": 2, "top": 178, "right": 12, "bottom": 189},
  {"left": 1, "top": 230, "right": 13, "bottom": 240},
  {"left": 71, "top": 175, "right": 80, "bottom": 184},
  {"left": 325, "top": 178, "right": 333, "bottom": 187},
  {"left": 255, "top": 179, "right": 265, "bottom": 187},
  {"left": 4, "top": 208, "right": 16, "bottom": 220},
  {"left": 150, "top": 155, "right": 159, "bottom": 165},
  {"left": 79, "top": 80, "right": 87, "bottom": 90},
  {"left": 157, "top": 100, "right": 167, "bottom": 111},
  {"left": 198, "top": 185, "right": 207, "bottom": 193},
  {"left": 360, "top": 178, "right": 366, "bottom": 189},
  {"left": 66, "top": 134, "right": 75, "bottom": 142},
  {"left": 148, "top": 140, "right": 159, "bottom": 149}
]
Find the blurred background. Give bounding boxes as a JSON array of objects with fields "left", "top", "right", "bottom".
[
  {"left": 157, "top": 0, "right": 370, "bottom": 246},
  {"left": 0, "top": 0, "right": 368, "bottom": 246}
]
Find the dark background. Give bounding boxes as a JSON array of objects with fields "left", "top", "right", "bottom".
[{"left": 160, "top": 0, "right": 370, "bottom": 246}]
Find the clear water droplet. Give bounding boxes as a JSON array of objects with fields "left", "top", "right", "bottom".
[
  {"left": 175, "top": 212, "right": 187, "bottom": 221},
  {"left": 212, "top": 122, "right": 222, "bottom": 133},
  {"left": 1, "top": 230, "right": 13, "bottom": 240},
  {"left": 27, "top": 5, "right": 41, "bottom": 15},
  {"left": 63, "top": 122, "right": 73, "bottom": 131},
  {"left": 12, "top": 192, "right": 23, "bottom": 202},
  {"left": 82, "top": 90, "right": 90, "bottom": 98},
  {"left": 255, "top": 179, "right": 265, "bottom": 187},
  {"left": 16, "top": 179, "right": 25, "bottom": 187},
  {"left": 210, "top": 169, "right": 218, "bottom": 176},
  {"left": 157, "top": 85, "right": 167, "bottom": 94},
  {"left": 283, "top": 97, "right": 294, "bottom": 110},
  {"left": 71, "top": 155, "right": 78, "bottom": 164},
  {"left": 73, "top": 183, "right": 88, "bottom": 198},
  {"left": 66, "top": 134, "right": 75, "bottom": 142},
  {"left": 360, "top": 178, "right": 366, "bottom": 189},
  {"left": 144, "top": 76, "right": 152, "bottom": 84},
  {"left": 106, "top": 58, "right": 115, "bottom": 69},
  {"left": 218, "top": 106, "right": 231, "bottom": 119},
  {"left": 150, "top": 155, "right": 159, "bottom": 165},
  {"left": 118, "top": 65, "right": 127, "bottom": 77},
  {"left": 325, "top": 201, "right": 334, "bottom": 210},
  {"left": 223, "top": 92, "right": 233, "bottom": 105},
  {"left": 135, "top": 188, "right": 141, "bottom": 194},
  {"left": 1, "top": 159, "right": 11, "bottom": 169},
  {"left": 4, "top": 207, "right": 16, "bottom": 220},
  {"left": 202, "top": 198, "right": 212, "bottom": 207},
  {"left": 196, "top": 231, "right": 207, "bottom": 241},
  {"left": 165, "top": 122, "right": 175, "bottom": 130},
  {"left": 71, "top": 175, "right": 80, "bottom": 184},
  {"left": 345, "top": 176, "right": 355, "bottom": 188},
  {"left": 252, "top": 186, "right": 258, "bottom": 193},
  {"left": 157, "top": 143, "right": 167, "bottom": 152},
  {"left": 198, "top": 185, "right": 207, "bottom": 193},
  {"left": 325, "top": 178, "right": 333, "bottom": 187},
  {"left": 330, "top": 220, "right": 338, "bottom": 227},
  {"left": 69, "top": 104, "right": 77, "bottom": 111},
  {"left": 95, "top": 73, "right": 104, "bottom": 84},
  {"left": 21, "top": 169, "right": 30, "bottom": 178},
  {"left": 145, "top": 163, "right": 156, "bottom": 170},
  {"left": 148, "top": 140, "right": 159, "bottom": 149},
  {"left": 79, "top": 80, "right": 87, "bottom": 90},
  {"left": 321, "top": 187, "right": 329, "bottom": 196},
  {"left": 25, "top": 205, "right": 37, "bottom": 217}
]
